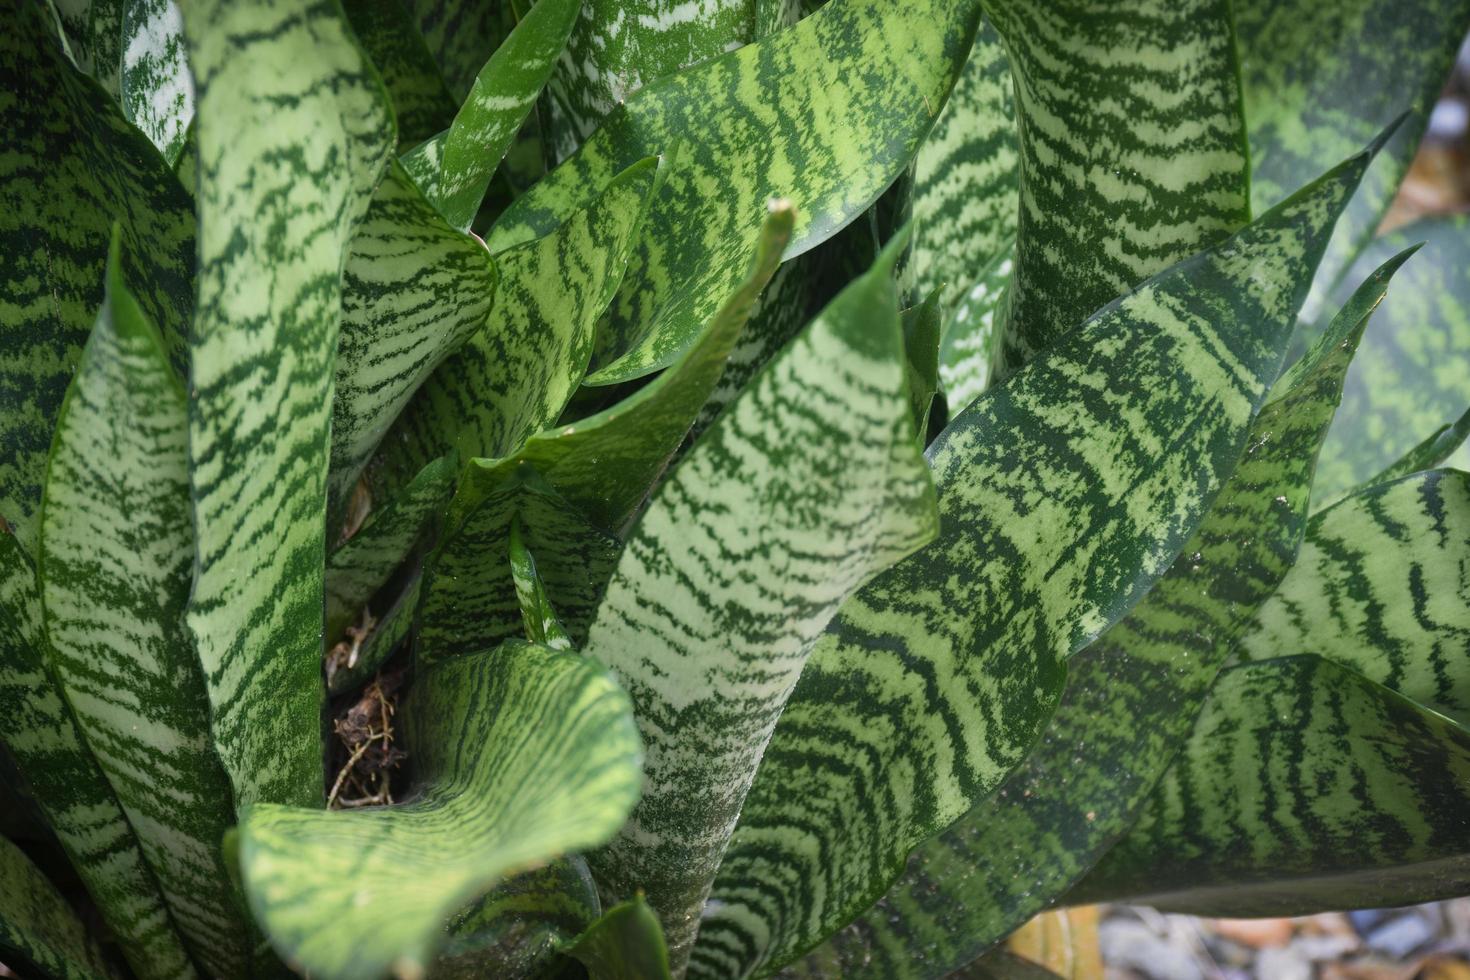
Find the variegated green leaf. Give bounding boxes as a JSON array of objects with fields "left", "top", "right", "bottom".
[
  {"left": 1238, "top": 469, "right": 1470, "bottom": 726},
  {"left": 509, "top": 520, "right": 572, "bottom": 651},
  {"left": 488, "top": 0, "right": 983, "bottom": 385},
  {"left": 454, "top": 200, "right": 794, "bottom": 533},
  {"left": 39, "top": 240, "right": 248, "bottom": 977},
  {"left": 0, "top": 4, "right": 194, "bottom": 554},
  {"left": 237, "top": 641, "right": 643, "bottom": 980},
  {"left": 985, "top": 0, "right": 1250, "bottom": 377},
  {"left": 401, "top": 0, "right": 578, "bottom": 232},
  {"left": 180, "top": 0, "right": 394, "bottom": 808},
  {"left": 1234, "top": 0, "right": 1470, "bottom": 314},
  {"left": 1362, "top": 405, "right": 1470, "bottom": 493},
  {"left": 586, "top": 230, "right": 939, "bottom": 966},
  {"left": 1310, "top": 215, "right": 1470, "bottom": 507},
  {"left": 697, "top": 141, "right": 1375, "bottom": 980},
  {"left": 0, "top": 834, "right": 117, "bottom": 980},
  {"left": 325, "top": 455, "right": 455, "bottom": 646},
  {"left": 564, "top": 896, "right": 673, "bottom": 980},
  {"left": 343, "top": 0, "right": 456, "bottom": 147},
  {"left": 903, "top": 289, "right": 943, "bottom": 441},
  {"left": 120, "top": 0, "right": 194, "bottom": 165},
  {"left": 419, "top": 468, "right": 620, "bottom": 663},
  {"left": 407, "top": 0, "right": 513, "bottom": 101},
  {"left": 0, "top": 536, "right": 195, "bottom": 980},
  {"left": 328, "top": 160, "right": 496, "bottom": 519},
  {"left": 51, "top": 0, "right": 125, "bottom": 92},
  {"left": 786, "top": 243, "right": 1417, "bottom": 979},
  {"left": 376, "top": 157, "right": 658, "bottom": 496},
  {"left": 1069, "top": 652, "right": 1470, "bottom": 916},
  {"left": 938, "top": 242, "right": 1012, "bottom": 413}
]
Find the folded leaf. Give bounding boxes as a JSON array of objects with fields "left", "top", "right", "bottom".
[
  {"left": 237, "top": 641, "right": 643, "bottom": 980},
  {"left": 788, "top": 237, "right": 1415, "bottom": 979},
  {"left": 564, "top": 896, "right": 673, "bottom": 980},
  {"left": 120, "top": 0, "right": 194, "bottom": 164},
  {"left": 39, "top": 239, "right": 248, "bottom": 976},
  {"left": 343, "top": 0, "right": 456, "bottom": 147},
  {"left": 401, "top": 0, "right": 579, "bottom": 231},
  {"left": 0, "top": 5, "right": 194, "bottom": 553},
  {"left": 586, "top": 229, "right": 939, "bottom": 966},
  {"left": 0, "top": 536, "right": 196, "bottom": 980},
  {"left": 180, "top": 0, "right": 394, "bottom": 808},
  {"left": 458, "top": 200, "right": 795, "bottom": 532},
  {"left": 1239, "top": 469, "right": 1470, "bottom": 725},
  {"left": 0, "top": 834, "right": 117, "bottom": 980},
  {"left": 1069, "top": 654, "right": 1470, "bottom": 916},
  {"left": 488, "top": 0, "right": 984, "bottom": 385},
  {"left": 697, "top": 138, "right": 1375, "bottom": 980},
  {"left": 985, "top": 0, "right": 1250, "bottom": 376}
]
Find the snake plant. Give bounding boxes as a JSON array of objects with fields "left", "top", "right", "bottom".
[{"left": 3, "top": 0, "right": 1470, "bottom": 977}]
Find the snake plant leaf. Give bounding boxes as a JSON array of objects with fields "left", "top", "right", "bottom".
[
  {"left": 1233, "top": 0, "right": 1470, "bottom": 314},
  {"left": 119, "top": 0, "right": 194, "bottom": 165},
  {"left": 38, "top": 240, "right": 248, "bottom": 977},
  {"left": 903, "top": 289, "right": 944, "bottom": 441},
  {"left": 400, "top": 0, "right": 579, "bottom": 232},
  {"left": 0, "top": 835, "right": 118, "bottom": 980},
  {"left": 985, "top": 0, "right": 1250, "bottom": 378},
  {"left": 0, "top": 536, "right": 196, "bottom": 980},
  {"left": 419, "top": 468, "right": 621, "bottom": 663},
  {"left": 487, "top": 0, "right": 984, "bottom": 386},
  {"left": 697, "top": 139, "right": 1378, "bottom": 980},
  {"left": 911, "top": 21, "right": 1016, "bottom": 320},
  {"left": 509, "top": 520, "right": 572, "bottom": 650},
  {"left": 379, "top": 157, "right": 658, "bottom": 496},
  {"left": 325, "top": 455, "right": 456, "bottom": 646},
  {"left": 0, "top": 4, "right": 194, "bottom": 554},
  {"left": 50, "top": 0, "right": 125, "bottom": 92},
  {"left": 1238, "top": 469, "right": 1470, "bottom": 726},
  {"left": 179, "top": 0, "right": 394, "bottom": 809},
  {"left": 563, "top": 896, "right": 673, "bottom": 980},
  {"left": 342, "top": 0, "right": 456, "bottom": 147},
  {"left": 785, "top": 244, "right": 1418, "bottom": 980},
  {"left": 237, "top": 640, "right": 643, "bottom": 980},
  {"left": 407, "top": 0, "right": 513, "bottom": 101},
  {"left": 455, "top": 200, "right": 794, "bottom": 533},
  {"left": 328, "top": 160, "right": 496, "bottom": 518},
  {"left": 586, "top": 229, "right": 939, "bottom": 965},
  {"left": 1310, "top": 215, "right": 1470, "bottom": 507},
  {"left": 433, "top": 858, "right": 599, "bottom": 980},
  {"left": 1360, "top": 406, "right": 1470, "bottom": 493},
  {"left": 954, "top": 951, "right": 1066, "bottom": 980},
  {"left": 938, "top": 242, "right": 1013, "bottom": 413},
  {"left": 1069, "top": 653, "right": 1470, "bottom": 916}
]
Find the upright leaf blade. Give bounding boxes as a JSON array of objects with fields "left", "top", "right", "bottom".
[
  {"left": 180, "top": 0, "right": 395, "bottom": 808},
  {"left": 563, "top": 897, "right": 673, "bottom": 980},
  {"left": 342, "top": 0, "right": 456, "bottom": 147},
  {"left": 0, "top": 834, "right": 118, "bottom": 980}
]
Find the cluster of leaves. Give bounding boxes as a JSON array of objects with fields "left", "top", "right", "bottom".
[{"left": 3, "top": 0, "right": 1470, "bottom": 978}]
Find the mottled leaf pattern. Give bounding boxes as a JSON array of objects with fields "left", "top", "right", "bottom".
[
  {"left": 119, "top": 0, "right": 194, "bottom": 165},
  {"left": 509, "top": 520, "right": 572, "bottom": 650},
  {"left": 237, "top": 641, "right": 643, "bottom": 980},
  {"left": 697, "top": 144, "right": 1372, "bottom": 980},
  {"left": 342, "top": 0, "right": 456, "bottom": 147},
  {"left": 0, "top": 835, "right": 117, "bottom": 980},
  {"left": 407, "top": 0, "right": 513, "bottom": 101},
  {"left": 180, "top": 0, "right": 394, "bottom": 808},
  {"left": 938, "top": 243, "right": 1012, "bottom": 413},
  {"left": 985, "top": 0, "right": 1249, "bottom": 376},
  {"left": 564, "top": 896, "right": 673, "bottom": 980}
]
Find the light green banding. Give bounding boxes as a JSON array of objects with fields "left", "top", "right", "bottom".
[
  {"left": 0, "top": 834, "right": 118, "bottom": 980},
  {"left": 509, "top": 520, "right": 572, "bottom": 651},
  {"left": 1239, "top": 469, "right": 1470, "bottom": 726},
  {"left": 39, "top": 242, "right": 249, "bottom": 977},
  {"left": 698, "top": 144, "right": 1371, "bottom": 980},
  {"left": 237, "top": 641, "right": 643, "bottom": 980},
  {"left": 120, "top": 0, "right": 194, "bottom": 165},
  {"left": 180, "top": 0, "right": 395, "bottom": 808},
  {"left": 938, "top": 242, "right": 1012, "bottom": 414},
  {"left": 489, "top": 0, "right": 983, "bottom": 385},
  {"left": 985, "top": 0, "right": 1250, "bottom": 377},
  {"left": 1070, "top": 654, "right": 1470, "bottom": 916},
  {"left": 564, "top": 896, "right": 673, "bottom": 980}
]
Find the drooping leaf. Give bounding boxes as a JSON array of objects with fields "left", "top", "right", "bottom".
[
  {"left": 419, "top": 468, "right": 621, "bottom": 663},
  {"left": 119, "top": 0, "right": 194, "bottom": 165},
  {"left": 0, "top": 535, "right": 196, "bottom": 980},
  {"left": 1238, "top": 469, "right": 1470, "bottom": 726},
  {"left": 586, "top": 230, "right": 939, "bottom": 966},
  {"left": 38, "top": 239, "right": 248, "bottom": 976},
  {"left": 0, "top": 3, "right": 194, "bottom": 554},
  {"left": 488, "top": 0, "right": 984, "bottom": 385},
  {"left": 327, "top": 161, "right": 497, "bottom": 517},
  {"left": 509, "top": 520, "right": 572, "bottom": 650},
  {"left": 237, "top": 641, "right": 643, "bottom": 980},
  {"left": 1233, "top": 0, "right": 1470, "bottom": 314},
  {"left": 1310, "top": 216, "right": 1470, "bottom": 506},
  {"left": 378, "top": 157, "right": 659, "bottom": 498},
  {"left": 401, "top": 0, "right": 579, "bottom": 231},
  {"left": 785, "top": 243, "right": 1417, "bottom": 979},
  {"left": 985, "top": 0, "right": 1250, "bottom": 377},
  {"left": 563, "top": 896, "right": 673, "bottom": 980},
  {"left": 342, "top": 0, "right": 456, "bottom": 147},
  {"left": 0, "top": 834, "right": 118, "bottom": 980},
  {"left": 179, "top": 0, "right": 395, "bottom": 808},
  {"left": 325, "top": 455, "right": 456, "bottom": 646},
  {"left": 696, "top": 139, "right": 1376, "bottom": 980},
  {"left": 454, "top": 200, "right": 795, "bottom": 533},
  {"left": 1068, "top": 653, "right": 1470, "bottom": 916}
]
